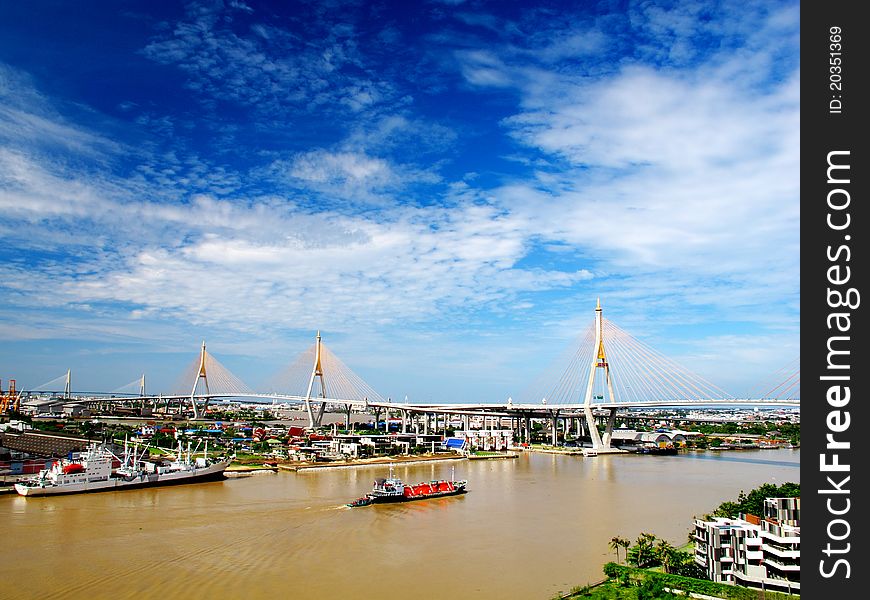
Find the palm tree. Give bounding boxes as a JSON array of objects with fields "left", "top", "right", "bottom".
[
  {"left": 618, "top": 537, "right": 631, "bottom": 563},
  {"left": 657, "top": 540, "right": 676, "bottom": 574},
  {"left": 609, "top": 536, "right": 626, "bottom": 563},
  {"left": 629, "top": 533, "right": 658, "bottom": 568}
]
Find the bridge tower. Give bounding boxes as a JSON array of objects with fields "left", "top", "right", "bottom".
[
  {"left": 64, "top": 369, "right": 71, "bottom": 400},
  {"left": 582, "top": 299, "right": 616, "bottom": 449},
  {"left": 304, "top": 331, "right": 328, "bottom": 429},
  {"left": 189, "top": 341, "right": 210, "bottom": 419}
]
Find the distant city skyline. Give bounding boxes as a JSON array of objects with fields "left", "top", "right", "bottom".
[{"left": 0, "top": 1, "right": 799, "bottom": 402}]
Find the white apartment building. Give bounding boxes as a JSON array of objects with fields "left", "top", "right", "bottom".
[{"left": 694, "top": 497, "right": 799, "bottom": 595}]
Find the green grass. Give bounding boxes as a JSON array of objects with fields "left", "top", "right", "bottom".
[
  {"left": 555, "top": 564, "right": 800, "bottom": 600},
  {"left": 558, "top": 577, "right": 800, "bottom": 600}
]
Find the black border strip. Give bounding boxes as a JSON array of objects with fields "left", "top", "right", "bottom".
[{"left": 802, "top": 1, "right": 866, "bottom": 596}]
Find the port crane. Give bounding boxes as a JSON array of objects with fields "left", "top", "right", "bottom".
[{"left": 1, "top": 378, "right": 21, "bottom": 413}]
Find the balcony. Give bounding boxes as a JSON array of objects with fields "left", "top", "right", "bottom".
[
  {"left": 764, "top": 556, "right": 801, "bottom": 572},
  {"left": 762, "top": 544, "right": 800, "bottom": 559}
]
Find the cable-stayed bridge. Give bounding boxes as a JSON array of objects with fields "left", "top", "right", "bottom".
[{"left": 19, "top": 301, "right": 798, "bottom": 450}]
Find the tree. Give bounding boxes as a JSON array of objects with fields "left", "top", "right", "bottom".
[
  {"left": 712, "top": 500, "right": 741, "bottom": 519},
  {"left": 609, "top": 536, "right": 630, "bottom": 563},
  {"left": 618, "top": 537, "right": 631, "bottom": 563},
  {"left": 656, "top": 540, "right": 676, "bottom": 574},
  {"left": 712, "top": 482, "right": 800, "bottom": 518},
  {"left": 627, "top": 533, "right": 659, "bottom": 568},
  {"left": 251, "top": 441, "right": 270, "bottom": 453}
]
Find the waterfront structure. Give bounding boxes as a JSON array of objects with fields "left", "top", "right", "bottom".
[
  {"left": 0, "top": 427, "right": 92, "bottom": 456},
  {"left": 287, "top": 433, "right": 448, "bottom": 461},
  {"left": 607, "top": 428, "right": 688, "bottom": 449},
  {"left": 456, "top": 429, "right": 513, "bottom": 451},
  {"left": 693, "top": 497, "right": 800, "bottom": 594}
]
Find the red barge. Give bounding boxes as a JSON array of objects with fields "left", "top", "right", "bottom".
[{"left": 347, "top": 467, "right": 468, "bottom": 507}]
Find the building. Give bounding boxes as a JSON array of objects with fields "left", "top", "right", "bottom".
[
  {"left": 608, "top": 428, "right": 687, "bottom": 449},
  {"left": 694, "top": 497, "right": 800, "bottom": 594},
  {"left": 0, "top": 428, "right": 95, "bottom": 457},
  {"left": 457, "top": 429, "right": 513, "bottom": 451}
]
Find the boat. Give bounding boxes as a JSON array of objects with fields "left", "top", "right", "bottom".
[
  {"left": 14, "top": 439, "right": 232, "bottom": 497},
  {"left": 347, "top": 466, "right": 467, "bottom": 506},
  {"left": 346, "top": 495, "right": 373, "bottom": 508}
]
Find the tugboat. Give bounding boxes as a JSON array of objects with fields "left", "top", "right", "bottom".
[
  {"left": 346, "top": 495, "right": 373, "bottom": 508},
  {"left": 347, "top": 466, "right": 468, "bottom": 507}
]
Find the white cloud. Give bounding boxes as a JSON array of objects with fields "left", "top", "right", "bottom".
[
  {"left": 0, "top": 2, "right": 800, "bottom": 399},
  {"left": 266, "top": 147, "right": 442, "bottom": 206},
  {"left": 141, "top": 1, "right": 399, "bottom": 117},
  {"left": 287, "top": 150, "right": 392, "bottom": 184},
  {"left": 456, "top": 49, "right": 514, "bottom": 87}
]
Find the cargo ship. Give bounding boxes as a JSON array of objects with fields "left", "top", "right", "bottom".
[
  {"left": 14, "top": 440, "right": 231, "bottom": 497},
  {"left": 347, "top": 466, "right": 467, "bottom": 507}
]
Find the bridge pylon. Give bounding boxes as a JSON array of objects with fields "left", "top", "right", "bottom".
[
  {"left": 304, "top": 331, "right": 328, "bottom": 428},
  {"left": 189, "top": 341, "right": 210, "bottom": 419},
  {"left": 582, "top": 299, "right": 617, "bottom": 449}
]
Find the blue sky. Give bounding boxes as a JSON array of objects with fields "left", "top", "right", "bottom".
[{"left": 0, "top": 0, "right": 799, "bottom": 402}]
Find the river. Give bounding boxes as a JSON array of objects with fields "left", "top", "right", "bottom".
[{"left": 1, "top": 448, "right": 799, "bottom": 600}]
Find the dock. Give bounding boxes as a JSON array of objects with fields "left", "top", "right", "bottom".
[{"left": 280, "top": 454, "right": 467, "bottom": 472}]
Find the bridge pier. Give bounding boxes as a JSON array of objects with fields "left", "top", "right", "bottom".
[
  {"left": 314, "top": 400, "right": 327, "bottom": 428},
  {"left": 373, "top": 407, "right": 382, "bottom": 432},
  {"left": 550, "top": 410, "right": 560, "bottom": 446},
  {"left": 602, "top": 408, "right": 617, "bottom": 448},
  {"left": 584, "top": 407, "right": 604, "bottom": 449}
]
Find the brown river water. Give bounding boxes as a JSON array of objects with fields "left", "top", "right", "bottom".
[{"left": 1, "top": 448, "right": 799, "bottom": 600}]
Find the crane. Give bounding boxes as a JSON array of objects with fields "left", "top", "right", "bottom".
[{"left": 1, "top": 379, "right": 21, "bottom": 413}]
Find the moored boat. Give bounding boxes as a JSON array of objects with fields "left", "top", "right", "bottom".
[{"left": 14, "top": 440, "right": 232, "bottom": 497}]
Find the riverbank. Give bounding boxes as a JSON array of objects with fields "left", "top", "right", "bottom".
[
  {"left": 556, "top": 564, "right": 800, "bottom": 600},
  {"left": 278, "top": 453, "right": 466, "bottom": 471},
  {"left": 224, "top": 465, "right": 279, "bottom": 476},
  {"left": 522, "top": 445, "right": 629, "bottom": 456},
  {"left": 467, "top": 451, "right": 518, "bottom": 460}
]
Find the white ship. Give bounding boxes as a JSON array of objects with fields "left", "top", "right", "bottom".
[{"left": 14, "top": 439, "right": 232, "bottom": 497}]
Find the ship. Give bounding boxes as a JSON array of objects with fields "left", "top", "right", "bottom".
[
  {"left": 347, "top": 466, "right": 467, "bottom": 507},
  {"left": 14, "top": 439, "right": 232, "bottom": 497}
]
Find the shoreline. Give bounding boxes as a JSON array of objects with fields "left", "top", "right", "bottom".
[{"left": 279, "top": 453, "right": 466, "bottom": 472}]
